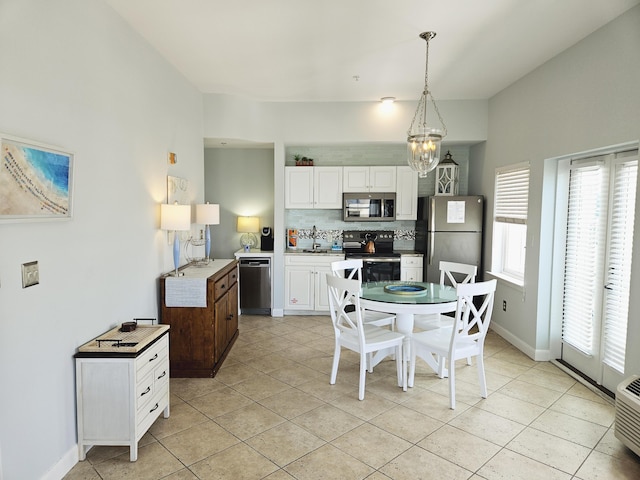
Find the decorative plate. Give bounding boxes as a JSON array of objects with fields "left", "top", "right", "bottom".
[{"left": 383, "top": 283, "right": 428, "bottom": 295}]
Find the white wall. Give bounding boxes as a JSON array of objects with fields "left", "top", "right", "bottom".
[
  {"left": 203, "top": 97, "right": 489, "bottom": 314},
  {"left": 0, "top": 1, "right": 204, "bottom": 478},
  {"left": 471, "top": 6, "right": 640, "bottom": 366},
  {"left": 204, "top": 148, "right": 275, "bottom": 259}
]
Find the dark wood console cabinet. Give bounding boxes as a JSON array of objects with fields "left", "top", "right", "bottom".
[{"left": 159, "top": 259, "right": 238, "bottom": 377}]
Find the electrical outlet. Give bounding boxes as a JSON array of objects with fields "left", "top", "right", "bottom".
[
  {"left": 502, "top": 300, "right": 507, "bottom": 311},
  {"left": 21, "top": 261, "right": 39, "bottom": 288}
]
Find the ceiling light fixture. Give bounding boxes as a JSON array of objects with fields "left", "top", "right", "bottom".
[
  {"left": 407, "top": 32, "right": 447, "bottom": 178},
  {"left": 381, "top": 97, "right": 395, "bottom": 104}
]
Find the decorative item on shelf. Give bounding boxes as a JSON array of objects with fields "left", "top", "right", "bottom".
[
  {"left": 195, "top": 202, "right": 220, "bottom": 261},
  {"left": 237, "top": 216, "right": 260, "bottom": 250},
  {"left": 295, "top": 156, "right": 314, "bottom": 166},
  {"left": 406, "top": 31, "right": 447, "bottom": 178},
  {"left": 160, "top": 202, "right": 191, "bottom": 276},
  {"left": 435, "top": 150, "right": 459, "bottom": 196}
]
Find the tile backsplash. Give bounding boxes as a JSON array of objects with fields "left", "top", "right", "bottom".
[{"left": 285, "top": 208, "right": 416, "bottom": 251}]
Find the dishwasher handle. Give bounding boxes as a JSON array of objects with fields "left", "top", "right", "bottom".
[{"left": 240, "top": 258, "right": 271, "bottom": 267}]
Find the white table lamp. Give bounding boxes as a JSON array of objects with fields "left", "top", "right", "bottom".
[
  {"left": 161, "top": 202, "right": 191, "bottom": 276},
  {"left": 196, "top": 202, "right": 220, "bottom": 260}
]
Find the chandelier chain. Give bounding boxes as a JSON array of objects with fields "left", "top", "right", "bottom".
[{"left": 406, "top": 31, "right": 447, "bottom": 178}]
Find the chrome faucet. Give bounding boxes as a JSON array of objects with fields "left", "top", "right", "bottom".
[{"left": 312, "top": 225, "right": 321, "bottom": 250}]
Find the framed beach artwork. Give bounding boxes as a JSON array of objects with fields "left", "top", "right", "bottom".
[{"left": 0, "top": 134, "right": 74, "bottom": 222}]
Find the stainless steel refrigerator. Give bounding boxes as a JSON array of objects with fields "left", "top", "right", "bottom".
[{"left": 415, "top": 195, "right": 484, "bottom": 283}]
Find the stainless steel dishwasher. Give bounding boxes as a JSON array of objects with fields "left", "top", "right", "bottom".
[{"left": 239, "top": 258, "right": 271, "bottom": 314}]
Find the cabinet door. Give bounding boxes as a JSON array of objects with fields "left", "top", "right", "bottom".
[
  {"left": 314, "top": 265, "right": 332, "bottom": 311},
  {"left": 395, "top": 166, "right": 419, "bottom": 220},
  {"left": 370, "top": 166, "right": 397, "bottom": 192},
  {"left": 225, "top": 282, "right": 238, "bottom": 343},
  {"left": 285, "top": 266, "right": 315, "bottom": 310},
  {"left": 314, "top": 167, "right": 343, "bottom": 209},
  {"left": 343, "top": 166, "right": 369, "bottom": 192},
  {"left": 285, "top": 167, "right": 314, "bottom": 208},
  {"left": 214, "top": 296, "right": 229, "bottom": 363},
  {"left": 401, "top": 268, "right": 422, "bottom": 282}
]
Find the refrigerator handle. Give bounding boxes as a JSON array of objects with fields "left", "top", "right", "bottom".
[{"left": 429, "top": 231, "right": 435, "bottom": 266}]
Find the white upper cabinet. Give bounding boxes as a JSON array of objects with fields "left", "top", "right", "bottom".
[
  {"left": 285, "top": 166, "right": 342, "bottom": 209},
  {"left": 395, "top": 166, "right": 419, "bottom": 220},
  {"left": 343, "top": 166, "right": 396, "bottom": 192}
]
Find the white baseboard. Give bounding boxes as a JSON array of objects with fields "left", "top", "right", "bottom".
[
  {"left": 271, "top": 308, "right": 284, "bottom": 317},
  {"left": 489, "top": 324, "right": 551, "bottom": 361},
  {"left": 41, "top": 445, "right": 78, "bottom": 480}
]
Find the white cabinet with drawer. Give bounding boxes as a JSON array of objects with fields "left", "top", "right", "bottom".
[
  {"left": 75, "top": 325, "right": 170, "bottom": 462},
  {"left": 401, "top": 254, "right": 424, "bottom": 282},
  {"left": 285, "top": 254, "right": 344, "bottom": 312}
]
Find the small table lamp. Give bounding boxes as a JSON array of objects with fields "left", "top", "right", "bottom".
[
  {"left": 237, "top": 216, "right": 259, "bottom": 249},
  {"left": 196, "top": 202, "right": 220, "bottom": 260},
  {"left": 161, "top": 202, "right": 191, "bottom": 276}
]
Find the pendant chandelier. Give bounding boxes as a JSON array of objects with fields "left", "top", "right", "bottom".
[{"left": 407, "top": 32, "right": 447, "bottom": 178}]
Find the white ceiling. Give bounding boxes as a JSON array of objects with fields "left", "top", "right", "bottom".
[{"left": 105, "top": 0, "right": 638, "bottom": 103}]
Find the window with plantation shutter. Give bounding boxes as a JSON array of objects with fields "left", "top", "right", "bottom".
[
  {"left": 495, "top": 165, "right": 530, "bottom": 224},
  {"left": 491, "top": 163, "right": 530, "bottom": 283}
]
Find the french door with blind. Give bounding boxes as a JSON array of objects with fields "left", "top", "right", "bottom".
[{"left": 559, "top": 149, "right": 638, "bottom": 392}]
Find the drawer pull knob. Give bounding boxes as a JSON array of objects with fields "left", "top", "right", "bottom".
[
  {"left": 141, "top": 386, "right": 151, "bottom": 396},
  {"left": 149, "top": 353, "right": 158, "bottom": 362},
  {"left": 149, "top": 403, "right": 159, "bottom": 413},
  {"left": 157, "top": 371, "right": 167, "bottom": 379}
]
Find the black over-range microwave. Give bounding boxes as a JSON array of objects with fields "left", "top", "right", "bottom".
[{"left": 343, "top": 192, "right": 396, "bottom": 222}]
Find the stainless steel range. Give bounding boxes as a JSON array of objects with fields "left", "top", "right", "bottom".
[{"left": 342, "top": 230, "right": 401, "bottom": 282}]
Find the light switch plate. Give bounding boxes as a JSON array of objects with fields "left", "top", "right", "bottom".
[{"left": 21, "top": 261, "right": 39, "bottom": 288}]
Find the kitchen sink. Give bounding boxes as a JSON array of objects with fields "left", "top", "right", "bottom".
[{"left": 302, "top": 249, "right": 329, "bottom": 253}]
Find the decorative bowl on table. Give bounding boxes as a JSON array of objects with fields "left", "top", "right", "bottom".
[{"left": 383, "top": 283, "right": 428, "bottom": 296}]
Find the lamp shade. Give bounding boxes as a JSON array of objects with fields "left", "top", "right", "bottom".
[
  {"left": 160, "top": 203, "right": 191, "bottom": 231},
  {"left": 237, "top": 216, "right": 259, "bottom": 233},
  {"left": 196, "top": 203, "right": 220, "bottom": 225}
]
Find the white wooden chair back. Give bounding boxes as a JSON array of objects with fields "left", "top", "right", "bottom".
[
  {"left": 331, "top": 258, "right": 363, "bottom": 283},
  {"left": 326, "top": 274, "right": 365, "bottom": 344},
  {"left": 451, "top": 279, "right": 497, "bottom": 350},
  {"left": 439, "top": 261, "right": 478, "bottom": 287}
]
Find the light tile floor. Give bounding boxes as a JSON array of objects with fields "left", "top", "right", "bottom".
[{"left": 64, "top": 314, "right": 640, "bottom": 480}]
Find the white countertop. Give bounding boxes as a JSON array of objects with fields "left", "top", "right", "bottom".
[
  {"left": 234, "top": 249, "right": 274, "bottom": 258},
  {"left": 284, "top": 249, "right": 344, "bottom": 256},
  {"left": 180, "top": 258, "right": 236, "bottom": 278}
]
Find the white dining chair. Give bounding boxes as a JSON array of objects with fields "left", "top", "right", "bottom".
[
  {"left": 409, "top": 279, "right": 497, "bottom": 409},
  {"left": 330, "top": 258, "right": 396, "bottom": 329},
  {"left": 326, "top": 274, "right": 406, "bottom": 400},
  {"left": 413, "top": 261, "right": 478, "bottom": 332}
]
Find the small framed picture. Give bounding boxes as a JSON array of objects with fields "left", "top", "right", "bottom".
[{"left": 0, "top": 134, "right": 74, "bottom": 222}]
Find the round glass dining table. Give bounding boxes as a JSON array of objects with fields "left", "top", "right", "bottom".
[{"left": 359, "top": 281, "right": 458, "bottom": 386}]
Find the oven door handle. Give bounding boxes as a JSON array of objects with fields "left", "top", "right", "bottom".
[{"left": 362, "top": 258, "right": 401, "bottom": 264}]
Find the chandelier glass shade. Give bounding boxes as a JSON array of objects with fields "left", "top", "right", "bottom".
[{"left": 407, "top": 32, "right": 447, "bottom": 178}]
